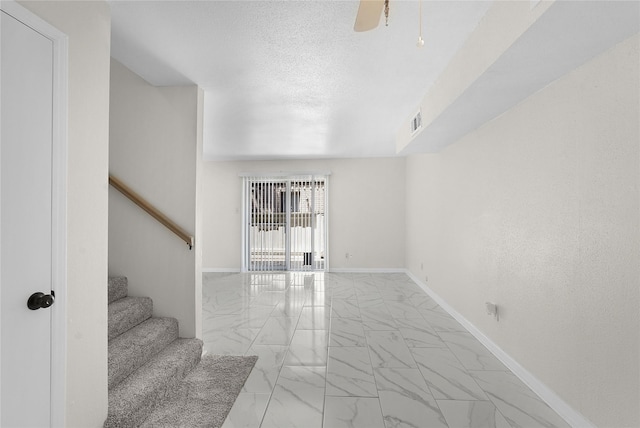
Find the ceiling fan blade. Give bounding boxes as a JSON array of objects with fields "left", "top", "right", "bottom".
[{"left": 354, "top": 0, "right": 384, "bottom": 32}]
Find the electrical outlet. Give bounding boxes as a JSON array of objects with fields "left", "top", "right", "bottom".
[
  {"left": 345, "top": 252, "right": 349, "bottom": 259},
  {"left": 420, "top": 262, "right": 424, "bottom": 271}
]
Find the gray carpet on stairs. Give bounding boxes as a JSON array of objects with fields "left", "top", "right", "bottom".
[
  {"left": 108, "top": 296, "right": 153, "bottom": 340},
  {"left": 108, "top": 276, "right": 128, "bottom": 304},
  {"left": 140, "top": 354, "right": 258, "bottom": 428},
  {"left": 108, "top": 317, "right": 179, "bottom": 389},
  {"left": 106, "top": 276, "right": 255, "bottom": 427},
  {"left": 105, "top": 338, "right": 203, "bottom": 428}
]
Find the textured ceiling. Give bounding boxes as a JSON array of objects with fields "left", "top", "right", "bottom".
[{"left": 109, "top": 0, "right": 491, "bottom": 160}]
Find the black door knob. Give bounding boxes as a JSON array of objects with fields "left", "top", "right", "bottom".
[{"left": 27, "top": 292, "right": 55, "bottom": 310}]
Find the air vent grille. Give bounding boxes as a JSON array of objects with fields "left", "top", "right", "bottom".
[{"left": 410, "top": 110, "right": 422, "bottom": 134}]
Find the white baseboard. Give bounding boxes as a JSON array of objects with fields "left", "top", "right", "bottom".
[
  {"left": 329, "top": 268, "right": 406, "bottom": 273},
  {"left": 202, "top": 267, "right": 241, "bottom": 273},
  {"left": 404, "top": 270, "right": 595, "bottom": 428}
]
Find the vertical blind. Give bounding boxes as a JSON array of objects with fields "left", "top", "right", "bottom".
[{"left": 242, "top": 174, "right": 328, "bottom": 271}]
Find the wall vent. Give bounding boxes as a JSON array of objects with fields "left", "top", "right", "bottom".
[{"left": 410, "top": 110, "right": 422, "bottom": 134}]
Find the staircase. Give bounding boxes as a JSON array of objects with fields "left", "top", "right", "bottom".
[{"left": 105, "top": 276, "right": 203, "bottom": 427}]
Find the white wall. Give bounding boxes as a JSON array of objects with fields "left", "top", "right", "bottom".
[
  {"left": 405, "top": 34, "right": 639, "bottom": 427},
  {"left": 18, "top": 1, "right": 111, "bottom": 426},
  {"left": 397, "top": 0, "right": 554, "bottom": 151},
  {"left": 109, "top": 59, "right": 201, "bottom": 338},
  {"left": 202, "top": 157, "right": 405, "bottom": 271}
]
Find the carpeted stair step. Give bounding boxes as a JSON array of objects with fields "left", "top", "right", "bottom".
[
  {"left": 140, "top": 354, "right": 258, "bottom": 428},
  {"left": 108, "top": 317, "right": 179, "bottom": 389},
  {"left": 108, "top": 296, "right": 153, "bottom": 340},
  {"left": 109, "top": 276, "right": 128, "bottom": 304},
  {"left": 104, "top": 338, "right": 203, "bottom": 428}
]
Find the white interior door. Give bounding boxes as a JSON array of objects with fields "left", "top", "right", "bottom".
[{"left": 1, "top": 9, "right": 55, "bottom": 427}]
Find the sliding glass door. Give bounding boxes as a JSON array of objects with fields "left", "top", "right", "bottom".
[{"left": 242, "top": 174, "right": 328, "bottom": 271}]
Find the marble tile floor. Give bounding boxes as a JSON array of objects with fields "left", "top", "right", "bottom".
[{"left": 202, "top": 272, "right": 569, "bottom": 428}]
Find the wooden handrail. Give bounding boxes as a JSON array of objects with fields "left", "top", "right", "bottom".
[{"left": 109, "top": 175, "right": 194, "bottom": 250}]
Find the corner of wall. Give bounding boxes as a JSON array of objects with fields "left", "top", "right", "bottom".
[{"left": 194, "top": 87, "right": 205, "bottom": 340}]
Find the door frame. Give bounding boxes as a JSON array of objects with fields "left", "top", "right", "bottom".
[
  {"left": 0, "top": 1, "right": 68, "bottom": 426},
  {"left": 240, "top": 172, "right": 330, "bottom": 272}
]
